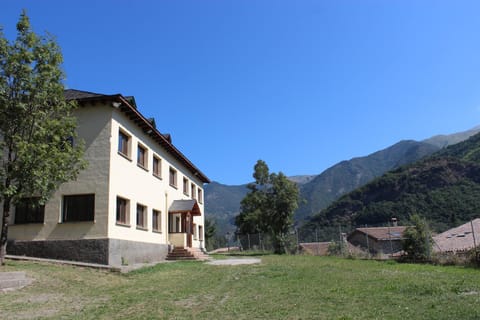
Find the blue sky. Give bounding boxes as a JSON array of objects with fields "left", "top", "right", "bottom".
[{"left": 2, "top": 1, "right": 480, "bottom": 185}]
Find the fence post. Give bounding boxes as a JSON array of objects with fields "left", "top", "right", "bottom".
[
  {"left": 471, "top": 220, "right": 478, "bottom": 262},
  {"left": 296, "top": 228, "right": 300, "bottom": 251},
  {"left": 365, "top": 224, "right": 370, "bottom": 257}
]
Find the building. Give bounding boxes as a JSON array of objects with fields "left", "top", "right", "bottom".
[
  {"left": 433, "top": 218, "right": 480, "bottom": 253},
  {"left": 347, "top": 226, "right": 408, "bottom": 256},
  {"left": 7, "top": 89, "right": 210, "bottom": 266}
]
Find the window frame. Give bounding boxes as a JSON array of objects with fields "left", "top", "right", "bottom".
[
  {"left": 118, "top": 129, "right": 131, "bottom": 159},
  {"left": 62, "top": 194, "right": 95, "bottom": 223},
  {"left": 137, "top": 143, "right": 148, "bottom": 169},
  {"left": 183, "top": 177, "right": 189, "bottom": 195},
  {"left": 198, "top": 188, "right": 203, "bottom": 204},
  {"left": 14, "top": 197, "right": 45, "bottom": 224},
  {"left": 116, "top": 196, "right": 130, "bottom": 226},
  {"left": 169, "top": 167, "right": 177, "bottom": 188},
  {"left": 191, "top": 183, "right": 196, "bottom": 200},
  {"left": 136, "top": 203, "right": 147, "bottom": 230},
  {"left": 152, "top": 209, "right": 161, "bottom": 233},
  {"left": 152, "top": 155, "right": 162, "bottom": 179}
]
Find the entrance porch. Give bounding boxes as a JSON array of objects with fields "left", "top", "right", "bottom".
[{"left": 168, "top": 199, "right": 201, "bottom": 249}]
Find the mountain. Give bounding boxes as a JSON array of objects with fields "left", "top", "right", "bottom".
[
  {"left": 423, "top": 126, "right": 480, "bottom": 148},
  {"left": 295, "top": 140, "right": 440, "bottom": 222},
  {"left": 305, "top": 131, "right": 480, "bottom": 240},
  {"left": 205, "top": 126, "right": 480, "bottom": 237},
  {"left": 204, "top": 182, "right": 248, "bottom": 234},
  {"left": 288, "top": 175, "right": 317, "bottom": 185}
]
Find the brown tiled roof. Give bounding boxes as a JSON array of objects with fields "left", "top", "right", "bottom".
[
  {"left": 64, "top": 89, "right": 105, "bottom": 100},
  {"left": 348, "top": 226, "right": 408, "bottom": 241},
  {"left": 169, "top": 200, "right": 201, "bottom": 216},
  {"left": 433, "top": 218, "right": 480, "bottom": 253},
  {"left": 64, "top": 89, "right": 210, "bottom": 183}
]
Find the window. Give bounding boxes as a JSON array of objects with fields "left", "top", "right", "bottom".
[
  {"left": 191, "top": 183, "right": 196, "bottom": 200},
  {"left": 199, "top": 225, "right": 204, "bottom": 241},
  {"left": 153, "top": 156, "right": 162, "bottom": 178},
  {"left": 193, "top": 223, "right": 197, "bottom": 240},
  {"left": 136, "top": 204, "right": 147, "bottom": 229},
  {"left": 14, "top": 197, "right": 44, "bottom": 224},
  {"left": 169, "top": 167, "right": 177, "bottom": 187},
  {"left": 118, "top": 130, "right": 131, "bottom": 157},
  {"left": 62, "top": 194, "right": 95, "bottom": 222},
  {"left": 198, "top": 188, "right": 203, "bottom": 204},
  {"left": 116, "top": 197, "right": 130, "bottom": 225},
  {"left": 183, "top": 177, "right": 189, "bottom": 195},
  {"left": 152, "top": 209, "right": 161, "bottom": 232},
  {"left": 137, "top": 144, "right": 148, "bottom": 169}
]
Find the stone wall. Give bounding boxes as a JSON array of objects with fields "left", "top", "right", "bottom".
[
  {"left": 7, "top": 239, "right": 109, "bottom": 265},
  {"left": 7, "top": 238, "right": 168, "bottom": 266}
]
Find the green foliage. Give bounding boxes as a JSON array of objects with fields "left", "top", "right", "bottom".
[
  {"left": 204, "top": 218, "right": 218, "bottom": 251},
  {"left": 402, "top": 214, "right": 433, "bottom": 261},
  {"left": 0, "top": 11, "right": 86, "bottom": 264},
  {"left": 236, "top": 160, "right": 299, "bottom": 254},
  {"left": 327, "top": 240, "right": 343, "bottom": 256},
  {"left": 304, "top": 136, "right": 480, "bottom": 238},
  {"left": 296, "top": 140, "right": 440, "bottom": 222}
]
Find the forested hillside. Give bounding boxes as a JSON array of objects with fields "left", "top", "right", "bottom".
[{"left": 303, "top": 132, "right": 480, "bottom": 239}]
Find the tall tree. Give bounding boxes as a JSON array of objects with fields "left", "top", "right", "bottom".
[
  {"left": 235, "top": 160, "right": 299, "bottom": 254},
  {"left": 204, "top": 217, "right": 217, "bottom": 250},
  {"left": 0, "top": 11, "right": 86, "bottom": 265},
  {"left": 402, "top": 214, "right": 433, "bottom": 262}
]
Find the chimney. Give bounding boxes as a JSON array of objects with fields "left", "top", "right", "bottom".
[{"left": 391, "top": 217, "right": 398, "bottom": 227}]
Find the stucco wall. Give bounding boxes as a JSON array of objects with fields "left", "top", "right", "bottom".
[
  {"left": 108, "top": 108, "right": 206, "bottom": 248},
  {"left": 8, "top": 104, "right": 112, "bottom": 242}
]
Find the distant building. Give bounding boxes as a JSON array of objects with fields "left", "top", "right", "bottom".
[
  {"left": 7, "top": 89, "right": 210, "bottom": 266},
  {"left": 347, "top": 226, "right": 408, "bottom": 256},
  {"left": 433, "top": 218, "right": 480, "bottom": 253}
]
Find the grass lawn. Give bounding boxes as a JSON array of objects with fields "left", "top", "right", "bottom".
[{"left": 1, "top": 255, "right": 479, "bottom": 319}]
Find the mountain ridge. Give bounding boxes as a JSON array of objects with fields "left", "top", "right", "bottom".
[
  {"left": 205, "top": 126, "right": 480, "bottom": 236},
  {"left": 304, "top": 131, "right": 480, "bottom": 240}
]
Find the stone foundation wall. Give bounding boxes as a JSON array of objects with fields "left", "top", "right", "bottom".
[
  {"left": 7, "top": 238, "right": 168, "bottom": 266},
  {"left": 7, "top": 239, "right": 109, "bottom": 265}
]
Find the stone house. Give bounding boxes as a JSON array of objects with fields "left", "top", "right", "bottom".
[
  {"left": 347, "top": 226, "right": 408, "bottom": 256},
  {"left": 7, "top": 89, "right": 210, "bottom": 266}
]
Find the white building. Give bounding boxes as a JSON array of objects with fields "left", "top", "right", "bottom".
[{"left": 7, "top": 89, "right": 210, "bottom": 266}]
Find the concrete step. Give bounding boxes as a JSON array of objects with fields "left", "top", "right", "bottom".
[{"left": 165, "top": 256, "right": 197, "bottom": 261}]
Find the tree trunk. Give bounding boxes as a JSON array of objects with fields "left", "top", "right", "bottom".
[{"left": 0, "top": 197, "right": 11, "bottom": 266}]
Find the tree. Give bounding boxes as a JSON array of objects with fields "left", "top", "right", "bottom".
[
  {"left": 402, "top": 214, "right": 433, "bottom": 262},
  {"left": 204, "top": 218, "right": 216, "bottom": 250},
  {"left": 235, "top": 160, "right": 299, "bottom": 254},
  {"left": 0, "top": 11, "right": 86, "bottom": 265}
]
